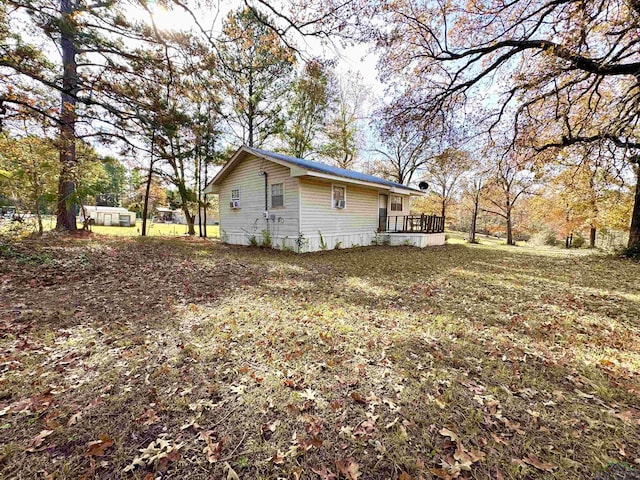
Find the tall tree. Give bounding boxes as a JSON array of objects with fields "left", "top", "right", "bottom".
[
  {"left": 321, "top": 71, "right": 369, "bottom": 169},
  {"left": 460, "top": 168, "right": 489, "bottom": 244},
  {"left": 482, "top": 154, "right": 538, "bottom": 246},
  {"left": 0, "top": 133, "right": 58, "bottom": 234},
  {"left": 369, "top": 120, "right": 432, "bottom": 185},
  {"left": 1, "top": 0, "right": 178, "bottom": 231},
  {"left": 282, "top": 59, "right": 334, "bottom": 158},
  {"left": 219, "top": 8, "right": 296, "bottom": 148},
  {"left": 425, "top": 148, "right": 472, "bottom": 218}
]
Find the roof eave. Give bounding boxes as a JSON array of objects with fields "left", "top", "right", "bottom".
[
  {"left": 203, "top": 146, "right": 248, "bottom": 192},
  {"left": 390, "top": 186, "right": 426, "bottom": 196},
  {"left": 291, "top": 169, "right": 392, "bottom": 190}
]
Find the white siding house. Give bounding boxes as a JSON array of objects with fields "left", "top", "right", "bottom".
[{"left": 203, "top": 146, "right": 445, "bottom": 252}]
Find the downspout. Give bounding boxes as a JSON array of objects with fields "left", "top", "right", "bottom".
[{"left": 260, "top": 171, "right": 268, "bottom": 233}]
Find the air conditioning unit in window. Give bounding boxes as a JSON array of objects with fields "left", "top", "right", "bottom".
[
  {"left": 230, "top": 200, "right": 240, "bottom": 209},
  {"left": 336, "top": 200, "right": 346, "bottom": 209}
]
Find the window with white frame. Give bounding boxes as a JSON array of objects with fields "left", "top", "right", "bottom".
[
  {"left": 332, "top": 185, "right": 346, "bottom": 209},
  {"left": 390, "top": 195, "right": 403, "bottom": 211},
  {"left": 230, "top": 188, "right": 240, "bottom": 208},
  {"left": 271, "top": 183, "right": 284, "bottom": 208}
]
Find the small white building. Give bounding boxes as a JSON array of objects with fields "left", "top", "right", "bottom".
[
  {"left": 203, "top": 146, "right": 445, "bottom": 252},
  {"left": 154, "top": 207, "right": 218, "bottom": 225},
  {"left": 81, "top": 206, "right": 136, "bottom": 227}
]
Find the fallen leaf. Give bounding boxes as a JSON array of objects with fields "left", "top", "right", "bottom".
[
  {"left": 67, "top": 411, "right": 82, "bottom": 426},
  {"left": 26, "top": 430, "right": 53, "bottom": 452},
  {"left": 350, "top": 392, "right": 367, "bottom": 405},
  {"left": 439, "top": 427, "right": 458, "bottom": 442},
  {"left": 522, "top": 453, "right": 554, "bottom": 472},
  {"left": 491, "top": 433, "right": 508, "bottom": 445},
  {"left": 225, "top": 462, "right": 240, "bottom": 480},
  {"left": 312, "top": 466, "right": 337, "bottom": 480},
  {"left": 84, "top": 434, "right": 114, "bottom": 457},
  {"left": 138, "top": 408, "right": 159, "bottom": 426},
  {"left": 336, "top": 458, "right": 361, "bottom": 480},
  {"left": 271, "top": 449, "right": 285, "bottom": 465},
  {"left": 428, "top": 467, "right": 456, "bottom": 480}
]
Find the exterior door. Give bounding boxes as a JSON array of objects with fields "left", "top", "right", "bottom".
[
  {"left": 104, "top": 214, "right": 112, "bottom": 226},
  {"left": 378, "top": 194, "right": 388, "bottom": 231}
]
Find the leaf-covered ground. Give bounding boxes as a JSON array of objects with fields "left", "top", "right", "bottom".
[{"left": 1, "top": 236, "right": 639, "bottom": 479}]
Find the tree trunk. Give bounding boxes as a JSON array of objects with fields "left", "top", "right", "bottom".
[
  {"left": 247, "top": 73, "right": 254, "bottom": 147},
  {"left": 628, "top": 164, "right": 640, "bottom": 249},
  {"left": 56, "top": 0, "right": 78, "bottom": 232},
  {"left": 197, "top": 148, "right": 202, "bottom": 237},
  {"left": 505, "top": 206, "right": 514, "bottom": 245},
  {"left": 34, "top": 197, "right": 43, "bottom": 235},
  {"left": 203, "top": 160, "right": 208, "bottom": 238},
  {"left": 141, "top": 134, "right": 154, "bottom": 237},
  {"left": 183, "top": 207, "right": 195, "bottom": 235},
  {"left": 589, "top": 226, "right": 596, "bottom": 248},
  {"left": 469, "top": 195, "right": 479, "bottom": 243},
  {"left": 141, "top": 166, "right": 153, "bottom": 236}
]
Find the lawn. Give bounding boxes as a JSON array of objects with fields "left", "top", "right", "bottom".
[
  {"left": 0, "top": 236, "right": 638, "bottom": 479},
  {"left": 91, "top": 223, "right": 219, "bottom": 238},
  {"left": 2, "top": 216, "right": 219, "bottom": 238}
]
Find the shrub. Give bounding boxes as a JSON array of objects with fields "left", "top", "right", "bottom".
[
  {"left": 544, "top": 232, "right": 559, "bottom": 246},
  {"left": 318, "top": 230, "right": 327, "bottom": 250},
  {"left": 247, "top": 235, "right": 258, "bottom": 247},
  {"left": 295, "top": 232, "right": 306, "bottom": 253},
  {"left": 621, "top": 242, "right": 640, "bottom": 260},
  {"left": 334, "top": 240, "right": 342, "bottom": 249},
  {"left": 528, "top": 230, "right": 559, "bottom": 247},
  {"left": 260, "top": 229, "right": 272, "bottom": 248},
  {"left": 572, "top": 235, "right": 586, "bottom": 248}
]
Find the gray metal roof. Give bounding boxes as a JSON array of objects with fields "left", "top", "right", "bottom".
[{"left": 246, "top": 147, "right": 423, "bottom": 193}]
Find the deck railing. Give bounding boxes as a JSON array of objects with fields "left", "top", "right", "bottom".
[{"left": 385, "top": 214, "right": 445, "bottom": 234}]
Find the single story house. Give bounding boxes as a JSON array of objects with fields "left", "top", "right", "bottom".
[
  {"left": 203, "top": 146, "right": 445, "bottom": 252},
  {"left": 81, "top": 206, "right": 136, "bottom": 227}
]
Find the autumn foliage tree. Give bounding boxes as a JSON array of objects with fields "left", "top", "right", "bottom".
[
  {"left": 482, "top": 153, "right": 538, "bottom": 246},
  {"left": 425, "top": 149, "right": 472, "bottom": 219},
  {"left": 376, "top": 0, "right": 640, "bottom": 248}
]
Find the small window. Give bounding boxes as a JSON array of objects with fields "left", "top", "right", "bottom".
[
  {"left": 390, "top": 195, "right": 403, "bottom": 211},
  {"left": 271, "top": 183, "right": 284, "bottom": 208},
  {"left": 230, "top": 188, "right": 241, "bottom": 209},
  {"left": 332, "top": 185, "right": 346, "bottom": 209}
]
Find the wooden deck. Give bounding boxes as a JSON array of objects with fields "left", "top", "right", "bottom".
[{"left": 384, "top": 214, "right": 445, "bottom": 234}]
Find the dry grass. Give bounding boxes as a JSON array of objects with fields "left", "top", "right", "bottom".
[{"left": 0, "top": 235, "right": 639, "bottom": 479}]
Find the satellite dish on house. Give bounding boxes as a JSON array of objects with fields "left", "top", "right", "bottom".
[{"left": 418, "top": 181, "right": 429, "bottom": 191}]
